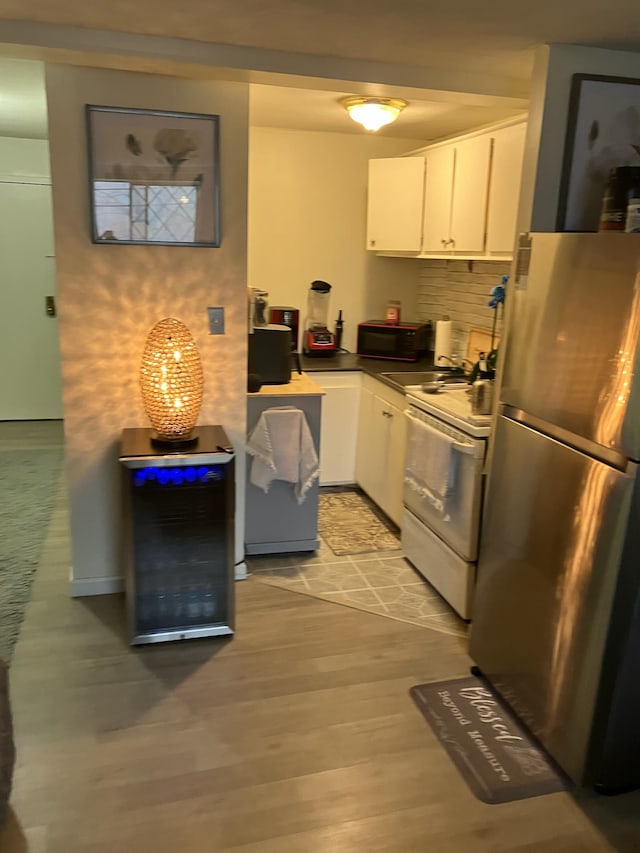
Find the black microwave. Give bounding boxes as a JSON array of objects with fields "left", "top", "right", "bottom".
[{"left": 357, "top": 321, "right": 432, "bottom": 362}]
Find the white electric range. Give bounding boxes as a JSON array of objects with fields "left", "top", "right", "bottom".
[{"left": 402, "top": 385, "right": 492, "bottom": 620}]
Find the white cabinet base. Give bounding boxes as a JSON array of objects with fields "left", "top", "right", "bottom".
[{"left": 402, "top": 508, "right": 475, "bottom": 620}]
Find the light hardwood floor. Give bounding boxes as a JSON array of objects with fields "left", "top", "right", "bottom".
[{"left": 2, "top": 421, "right": 640, "bottom": 852}]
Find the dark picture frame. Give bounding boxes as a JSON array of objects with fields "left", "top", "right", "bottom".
[
  {"left": 86, "top": 105, "right": 220, "bottom": 247},
  {"left": 556, "top": 74, "right": 640, "bottom": 232}
]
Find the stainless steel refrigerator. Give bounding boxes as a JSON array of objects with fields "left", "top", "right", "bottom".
[{"left": 470, "top": 232, "right": 640, "bottom": 791}]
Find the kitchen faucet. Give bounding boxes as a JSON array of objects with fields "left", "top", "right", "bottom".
[{"left": 436, "top": 354, "right": 475, "bottom": 377}]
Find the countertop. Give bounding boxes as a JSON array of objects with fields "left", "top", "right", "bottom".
[
  {"left": 247, "top": 371, "right": 324, "bottom": 397},
  {"left": 250, "top": 353, "right": 465, "bottom": 397},
  {"left": 296, "top": 352, "right": 436, "bottom": 376},
  {"left": 295, "top": 351, "right": 454, "bottom": 394}
]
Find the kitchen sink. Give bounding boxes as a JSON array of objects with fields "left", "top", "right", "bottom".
[{"left": 380, "top": 371, "right": 469, "bottom": 388}]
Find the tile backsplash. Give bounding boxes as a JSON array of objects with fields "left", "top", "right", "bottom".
[{"left": 416, "top": 258, "right": 511, "bottom": 360}]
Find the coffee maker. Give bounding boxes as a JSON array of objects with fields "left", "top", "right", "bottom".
[
  {"left": 303, "top": 280, "right": 336, "bottom": 357},
  {"left": 247, "top": 287, "right": 291, "bottom": 385}
]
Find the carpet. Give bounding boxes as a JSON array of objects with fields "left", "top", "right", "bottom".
[
  {"left": 410, "top": 675, "right": 568, "bottom": 803},
  {"left": 0, "top": 448, "right": 63, "bottom": 662},
  {"left": 318, "top": 489, "right": 400, "bottom": 555}
]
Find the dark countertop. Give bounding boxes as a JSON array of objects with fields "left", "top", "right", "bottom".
[
  {"left": 297, "top": 351, "right": 435, "bottom": 375},
  {"left": 294, "top": 351, "right": 449, "bottom": 394}
]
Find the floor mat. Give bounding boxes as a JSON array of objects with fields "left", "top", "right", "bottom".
[
  {"left": 318, "top": 489, "right": 400, "bottom": 555},
  {"left": 251, "top": 551, "right": 468, "bottom": 638},
  {"left": 410, "top": 675, "right": 569, "bottom": 803}
]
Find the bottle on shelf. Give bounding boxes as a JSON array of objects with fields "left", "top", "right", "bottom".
[{"left": 334, "top": 310, "right": 344, "bottom": 351}]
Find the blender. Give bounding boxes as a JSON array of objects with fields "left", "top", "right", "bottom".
[{"left": 303, "top": 280, "right": 336, "bottom": 357}]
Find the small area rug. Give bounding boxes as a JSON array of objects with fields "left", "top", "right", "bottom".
[
  {"left": 318, "top": 489, "right": 400, "bottom": 555},
  {"left": 0, "top": 448, "right": 63, "bottom": 661},
  {"left": 410, "top": 675, "right": 568, "bottom": 803}
]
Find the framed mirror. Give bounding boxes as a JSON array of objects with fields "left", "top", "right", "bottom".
[{"left": 86, "top": 105, "right": 220, "bottom": 247}]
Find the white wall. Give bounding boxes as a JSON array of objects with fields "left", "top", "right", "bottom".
[
  {"left": 248, "top": 127, "right": 421, "bottom": 352},
  {"left": 45, "top": 65, "right": 249, "bottom": 595}
]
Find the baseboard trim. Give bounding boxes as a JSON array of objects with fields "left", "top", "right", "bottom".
[{"left": 70, "top": 576, "right": 125, "bottom": 597}]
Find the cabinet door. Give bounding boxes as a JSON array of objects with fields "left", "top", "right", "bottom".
[
  {"left": 450, "top": 134, "right": 492, "bottom": 253},
  {"left": 366, "top": 157, "right": 425, "bottom": 252},
  {"left": 355, "top": 385, "right": 376, "bottom": 496},
  {"left": 486, "top": 123, "right": 526, "bottom": 254},
  {"left": 382, "top": 398, "right": 408, "bottom": 527},
  {"left": 315, "top": 373, "right": 361, "bottom": 485},
  {"left": 422, "top": 145, "right": 454, "bottom": 253},
  {"left": 369, "top": 394, "right": 393, "bottom": 513}
]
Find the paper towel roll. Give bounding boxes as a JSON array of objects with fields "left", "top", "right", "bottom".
[{"left": 434, "top": 319, "right": 452, "bottom": 366}]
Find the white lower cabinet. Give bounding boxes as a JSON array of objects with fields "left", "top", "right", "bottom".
[
  {"left": 355, "top": 375, "right": 407, "bottom": 526},
  {"left": 313, "top": 372, "right": 362, "bottom": 485}
]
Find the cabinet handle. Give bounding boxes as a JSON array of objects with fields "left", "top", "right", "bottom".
[
  {"left": 441, "top": 239, "right": 446, "bottom": 247},
  {"left": 449, "top": 238, "right": 456, "bottom": 248},
  {"left": 370, "top": 239, "right": 376, "bottom": 247}
]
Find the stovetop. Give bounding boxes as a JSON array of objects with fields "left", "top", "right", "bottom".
[{"left": 406, "top": 386, "right": 492, "bottom": 438}]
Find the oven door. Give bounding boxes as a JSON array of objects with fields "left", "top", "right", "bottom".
[{"left": 403, "top": 405, "right": 486, "bottom": 561}]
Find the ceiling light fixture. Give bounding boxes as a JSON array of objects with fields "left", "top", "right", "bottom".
[{"left": 341, "top": 96, "right": 408, "bottom": 132}]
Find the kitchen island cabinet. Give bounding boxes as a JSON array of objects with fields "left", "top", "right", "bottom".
[
  {"left": 355, "top": 374, "right": 407, "bottom": 527},
  {"left": 245, "top": 373, "right": 323, "bottom": 555}
]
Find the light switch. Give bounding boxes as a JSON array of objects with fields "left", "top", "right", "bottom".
[{"left": 208, "top": 307, "right": 225, "bottom": 334}]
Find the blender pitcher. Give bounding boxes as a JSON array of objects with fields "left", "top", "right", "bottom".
[{"left": 303, "top": 280, "right": 337, "bottom": 357}]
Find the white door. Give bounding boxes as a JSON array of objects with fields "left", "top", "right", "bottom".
[
  {"left": 366, "top": 157, "right": 425, "bottom": 252},
  {"left": 422, "top": 144, "right": 454, "bottom": 253},
  {"left": 0, "top": 180, "right": 63, "bottom": 420},
  {"left": 449, "top": 135, "right": 492, "bottom": 253}
]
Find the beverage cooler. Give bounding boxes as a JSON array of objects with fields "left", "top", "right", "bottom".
[{"left": 119, "top": 425, "right": 235, "bottom": 645}]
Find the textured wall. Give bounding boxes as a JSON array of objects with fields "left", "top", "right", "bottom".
[
  {"left": 416, "top": 259, "right": 510, "bottom": 359},
  {"left": 45, "top": 65, "right": 249, "bottom": 593}
]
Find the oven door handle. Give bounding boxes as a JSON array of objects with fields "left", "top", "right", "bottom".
[{"left": 451, "top": 440, "right": 475, "bottom": 455}]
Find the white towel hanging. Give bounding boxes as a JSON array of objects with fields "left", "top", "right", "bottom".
[
  {"left": 247, "top": 406, "right": 319, "bottom": 503},
  {"left": 404, "top": 410, "right": 458, "bottom": 513}
]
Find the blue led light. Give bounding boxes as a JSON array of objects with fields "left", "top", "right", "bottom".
[{"left": 132, "top": 464, "right": 224, "bottom": 486}]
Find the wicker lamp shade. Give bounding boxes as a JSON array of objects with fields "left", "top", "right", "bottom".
[{"left": 140, "top": 318, "right": 204, "bottom": 446}]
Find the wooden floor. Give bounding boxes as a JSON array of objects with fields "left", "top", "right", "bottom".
[{"left": 2, "top": 422, "right": 640, "bottom": 852}]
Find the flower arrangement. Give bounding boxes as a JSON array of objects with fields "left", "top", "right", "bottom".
[{"left": 469, "top": 275, "right": 508, "bottom": 382}]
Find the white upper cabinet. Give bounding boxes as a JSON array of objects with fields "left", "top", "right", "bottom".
[
  {"left": 366, "top": 118, "right": 527, "bottom": 259},
  {"left": 450, "top": 134, "right": 493, "bottom": 253},
  {"left": 422, "top": 145, "right": 455, "bottom": 253},
  {"left": 423, "top": 135, "right": 492, "bottom": 254},
  {"left": 486, "top": 122, "right": 527, "bottom": 254},
  {"left": 366, "top": 156, "right": 425, "bottom": 252}
]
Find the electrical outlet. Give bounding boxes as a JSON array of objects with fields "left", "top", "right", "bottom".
[{"left": 208, "top": 307, "right": 225, "bottom": 335}]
